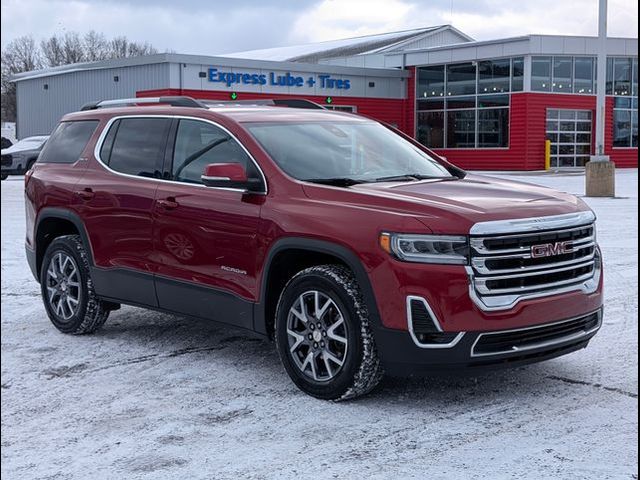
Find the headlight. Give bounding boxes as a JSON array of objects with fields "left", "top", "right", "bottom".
[{"left": 380, "top": 232, "right": 469, "bottom": 265}]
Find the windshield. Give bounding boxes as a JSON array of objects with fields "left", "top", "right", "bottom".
[{"left": 246, "top": 122, "right": 452, "bottom": 183}]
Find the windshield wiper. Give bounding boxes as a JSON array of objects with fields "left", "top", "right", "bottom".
[
  {"left": 305, "top": 177, "right": 369, "bottom": 187},
  {"left": 375, "top": 174, "right": 456, "bottom": 183}
]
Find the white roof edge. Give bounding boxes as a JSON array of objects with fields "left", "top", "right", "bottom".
[
  {"left": 381, "top": 34, "right": 638, "bottom": 56},
  {"left": 11, "top": 53, "right": 411, "bottom": 83}
]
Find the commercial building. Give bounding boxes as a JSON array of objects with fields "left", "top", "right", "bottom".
[{"left": 12, "top": 25, "right": 638, "bottom": 170}]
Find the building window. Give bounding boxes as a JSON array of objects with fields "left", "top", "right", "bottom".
[
  {"left": 613, "top": 57, "right": 633, "bottom": 96},
  {"left": 417, "top": 65, "right": 445, "bottom": 98},
  {"left": 533, "top": 56, "right": 599, "bottom": 94},
  {"left": 552, "top": 57, "right": 573, "bottom": 92},
  {"left": 532, "top": 56, "right": 552, "bottom": 91},
  {"left": 613, "top": 97, "right": 638, "bottom": 148},
  {"left": 325, "top": 105, "right": 357, "bottom": 112},
  {"left": 574, "top": 57, "right": 595, "bottom": 94},
  {"left": 511, "top": 57, "right": 524, "bottom": 92},
  {"left": 446, "top": 63, "right": 476, "bottom": 96},
  {"left": 447, "top": 109, "right": 475, "bottom": 148},
  {"left": 416, "top": 58, "right": 516, "bottom": 149},
  {"left": 478, "top": 108, "right": 509, "bottom": 148},
  {"left": 478, "top": 59, "right": 510, "bottom": 94},
  {"left": 417, "top": 111, "right": 444, "bottom": 148}
]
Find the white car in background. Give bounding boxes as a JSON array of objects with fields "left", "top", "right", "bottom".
[{"left": 1, "top": 136, "right": 48, "bottom": 180}]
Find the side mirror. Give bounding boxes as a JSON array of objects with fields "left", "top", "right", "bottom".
[{"left": 201, "top": 163, "right": 256, "bottom": 191}]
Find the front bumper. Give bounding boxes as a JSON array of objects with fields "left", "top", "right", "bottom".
[
  {"left": 1, "top": 157, "right": 27, "bottom": 175},
  {"left": 374, "top": 308, "right": 602, "bottom": 376}
]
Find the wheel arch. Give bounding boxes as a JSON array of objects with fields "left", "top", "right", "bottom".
[
  {"left": 34, "top": 207, "right": 94, "bottom": 281},
  {"left": 255, "top": 237, "right": 382, "bottom": 338}
]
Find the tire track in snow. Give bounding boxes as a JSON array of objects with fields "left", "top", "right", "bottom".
[{"left": 547, "top": 375, "right": 638, "bottom": 399}]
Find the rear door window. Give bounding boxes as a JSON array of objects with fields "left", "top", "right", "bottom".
[
  {"left": 107, "top": 118, "right": 171, "bottom": 177},
  {"left": 38, "top": 120, "right": 98, "bottom": 164}
]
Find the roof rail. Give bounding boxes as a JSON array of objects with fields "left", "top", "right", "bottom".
[
  {"left": 80, "top": 96, "right": 205, "bottom": 111},
  {"left": 201, "top": 98, "right": 326, "bottom": 110}
]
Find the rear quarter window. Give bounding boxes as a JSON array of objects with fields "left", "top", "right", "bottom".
[{"left": 38, "top": 120, "right": 99, "bottom": 164}]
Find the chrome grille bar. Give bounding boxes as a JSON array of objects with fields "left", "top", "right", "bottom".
[
  {"left": 468, "top": 213, "right": 600, "bottom": 311},
  {"left": 472, "top": 249, "right": 595, "bottom": 275}
]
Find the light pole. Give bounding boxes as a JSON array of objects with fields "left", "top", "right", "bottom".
[{"left": 586, "top": 0, "right": 615, "bottom": 196}]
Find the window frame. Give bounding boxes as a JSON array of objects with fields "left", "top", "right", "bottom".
[{"left": 93, "top": 115, "right": 267, "bottom": 194}]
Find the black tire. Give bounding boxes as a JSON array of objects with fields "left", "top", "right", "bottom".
[
  {"left": 1, "top": 173, "right": 7, "bottom": 180},
  {"left": 40, "top": 235, "right": 109, "bottom": 334},
  {"left": 275, "top": 265, "right": 383, "bottom": 401}
]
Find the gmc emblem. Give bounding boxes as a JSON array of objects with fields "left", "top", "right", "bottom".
[{"left": 531, "top": 241, "right": 574, "bottom": 258}]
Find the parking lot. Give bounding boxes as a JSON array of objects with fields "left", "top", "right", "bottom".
[{"left": 1, "top": 170, "right": 638, "bottom": 479}]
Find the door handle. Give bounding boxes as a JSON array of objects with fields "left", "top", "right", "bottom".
[
  {"left": 157, "top": 197, "right": 179, "bottom": 210},
  {"left": 75, "top": 188, "right": 94, "bottom": 200}
]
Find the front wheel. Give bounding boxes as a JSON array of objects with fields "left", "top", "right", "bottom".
[
  {"left": 275, "top": 265, "right": 383, "bottom": 400},
  {"left": 40, "top": 235, "right": 110, "bottom": 334}
]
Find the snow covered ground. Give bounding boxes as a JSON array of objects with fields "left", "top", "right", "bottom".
[{"left": 1, "top": 170, "right": 638, "bottom": 479}]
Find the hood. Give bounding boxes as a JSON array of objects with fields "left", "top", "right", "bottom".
[
  {"left": 1, "top": 145, "right": 39, "bottom": 155},
  {"left": 302, "top": 174, "right": 591, "bottom": 234}
]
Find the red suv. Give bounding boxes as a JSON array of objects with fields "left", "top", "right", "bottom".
[{"left": 25, "top": 96, "right": 603, "bottom": 400}]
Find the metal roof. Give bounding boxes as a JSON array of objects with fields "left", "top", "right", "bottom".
[
  {"left": 11, "top": 52, "right": 410, "bottom": 83},
  {"left": 221, "top": 25, "right": 471, "bottom": 62}
]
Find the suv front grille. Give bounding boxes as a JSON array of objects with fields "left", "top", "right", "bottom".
[
  {"left": 469, "top": 220, "right": 600, "bottom": 310},
  {"left": 1, "top": 154, "right": 12, "bottom": 166},
  {"left": 472, "top": 310, "right": 601, "bottom": 357}
]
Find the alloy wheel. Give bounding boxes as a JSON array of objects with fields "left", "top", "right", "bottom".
[
  {"left": 286, "top": 290, "right": 348, "bottom": 382},
  {"left": 45, "top": 252, "right": 81, "bottom": 321}
]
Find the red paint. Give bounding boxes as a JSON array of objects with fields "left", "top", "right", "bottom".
[
  {"left": 203, "top": 162, "right": 248, "bottom": 181},
  {"left": 139, "top": 87, "right": 637, "bottom": 170},
  {"left": 26, "top": 104, "right": 603, "bottom": 338}
]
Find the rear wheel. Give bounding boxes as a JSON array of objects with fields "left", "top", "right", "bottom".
[
  {"left": 40, "top": 235, "right": 110, "bottom": 334},
  {"left": 275, "top": 265, "right": 383, "bottom": 400}
]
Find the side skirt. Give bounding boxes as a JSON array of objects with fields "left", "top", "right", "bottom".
[{"left": 91, "top": 267, "right": 257, "bottom": 333}]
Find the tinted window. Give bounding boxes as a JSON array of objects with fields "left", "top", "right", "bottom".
[
  {"left": 38, "top": 121, "right": 98, "bottom": 164},
  {"left": 108, "top": 118, "right": 170, "bottom": 177},
  {"left": 99, "top": 119, "right": 119, "bottom": 164},
  {"left": 172, "top": 119, "right": 254, "bottom": 184}
]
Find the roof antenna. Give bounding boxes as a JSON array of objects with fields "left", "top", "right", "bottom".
[{"left": 450, "top": 0, "right": 454, "bottom": 25}]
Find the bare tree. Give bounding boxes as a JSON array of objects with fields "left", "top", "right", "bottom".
[
  {"left": 109, "top": 36, "right": 158, "bottom": 59},
  {"left": 41, "top": 36, "right": 66, "bottom": 67},
  {"left": 127, "top": 41, "right": 157, "bottom": 57},
  {"left": 1, "top": 36, "right": 42, "bottom": 122},
  {"left": 83, "top": 31, "right": 109, "bottom": 62},
  {"left": 62, "top": 32, "right": 84, "bottom": 65},
  {"left": 2, "top": 36, "right": 41, "bottom": 72}
]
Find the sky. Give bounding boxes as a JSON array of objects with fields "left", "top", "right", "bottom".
[{"left": 1, "top": 0, "right": 638, "bottom": 55}]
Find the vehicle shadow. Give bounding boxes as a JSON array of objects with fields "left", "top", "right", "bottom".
[{"left": 92, "top": 305, "right": 585, "bottom": 410}]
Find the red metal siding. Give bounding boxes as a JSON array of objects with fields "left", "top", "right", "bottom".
[
  {"left": 431, "top": 92, "right": 637, "bottom": 170},
  {"left": 138, "top": 88, "right": 410, "bottom": 134}
]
